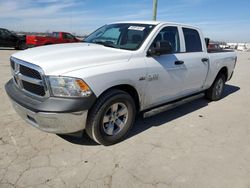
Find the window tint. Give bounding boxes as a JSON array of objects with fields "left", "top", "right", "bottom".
[
  {"left": 151, "top": 26, "right": 180, "bottom": 53},
  {"left": 1, "top": 30, "right": 11, "bottom": 37},
  {"left": 63, "top": 33, "right": 75, "bottom": 40},
  {"left": 183, "top": 28, "right": 202, "bottom": 52},
  {"left": 62, "top": 33, "right": 74, "bottom": 39}
]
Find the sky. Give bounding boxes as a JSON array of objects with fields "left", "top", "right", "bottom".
[{"left": 0, "top": 0, "right": 249, "bottom": 42}]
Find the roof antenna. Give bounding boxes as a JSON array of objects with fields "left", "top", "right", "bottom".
[{"left": 152, "top": 0, "right": 158, "bottom": 21}]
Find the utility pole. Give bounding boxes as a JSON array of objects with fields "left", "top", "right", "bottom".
[{"left": 152, "top": 0, "right": 158, "bottom": 21}]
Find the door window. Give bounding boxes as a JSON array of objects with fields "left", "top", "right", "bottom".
[
  {"left": 182, "top": 28, "right": 202, "bottom": 52},
  {"left": 150, "top": 26, "right": 180, "bottom": 53},
  {"left": 52, "top": 32, "right": 60, "bottom": 38},
  {"left": 1, "top": 30, "right": 11, "bottom": 38},
  {"left": 63, "top": 33, "right": 75, "bottom": 40}
]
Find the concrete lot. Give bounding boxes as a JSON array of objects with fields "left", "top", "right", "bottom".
[{"left": 0, "top": 49, "right": 249, "bottom": 188}]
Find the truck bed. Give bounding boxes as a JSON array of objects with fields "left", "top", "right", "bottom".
[{"left": 208, "top": 49, "right": 235, "bottom": 53}]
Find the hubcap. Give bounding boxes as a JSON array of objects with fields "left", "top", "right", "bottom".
[
  {"left": 102, "top": 102, "right": 128, "bottom": 136},
  {"left": 215, "top": 78, "right": 224, "bottom": 97}
]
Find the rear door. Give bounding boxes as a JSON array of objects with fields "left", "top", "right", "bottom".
[{"left": 177, "top": 27, "right": 209, "bottom": 94}]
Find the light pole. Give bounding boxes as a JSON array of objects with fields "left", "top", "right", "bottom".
[{"left": 152, "top": 0, "right": 158, "bottom": 21}]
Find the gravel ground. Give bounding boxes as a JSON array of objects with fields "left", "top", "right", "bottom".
[{"left": 0, "top": 49, "right": 249, "bottom": 188}]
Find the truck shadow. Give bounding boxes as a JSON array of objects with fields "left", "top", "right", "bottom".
[{"left": 58, "top": 84, "right": 240, "bottom": 146}]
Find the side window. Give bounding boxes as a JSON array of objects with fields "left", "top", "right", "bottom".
[
  {"left": 64, "top": 33, "right": 74, "bottom": 40},
  {"left": 1, "top": 30, "right": 10, "bottom": 37},
  {"left": 150, "top": 26, "right": 180, "bottom": 53},
  {"left": 182, "top": 28, "right": 202, "bottom": 52},
  {"left": 52, "top": 32, "right": 60, "bottom": 38}
]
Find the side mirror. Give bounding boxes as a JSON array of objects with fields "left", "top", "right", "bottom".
[{"left": 147, "top": 41, "right": 173, "bottom": 56}]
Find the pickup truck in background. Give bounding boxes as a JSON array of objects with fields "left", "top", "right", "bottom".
[
  {"left": 0, "top": 28, "right": 27, "bottom": 50},
  {"left": 5, "top": 21, "right": 237, "bottom": 145},
  {"left": 26, "top": 32, "right": 80, "bottom": 47}
]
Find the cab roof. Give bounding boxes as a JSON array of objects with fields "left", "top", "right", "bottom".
[{"left": 110, "top": 20, "right": 199, "bottom": 30}]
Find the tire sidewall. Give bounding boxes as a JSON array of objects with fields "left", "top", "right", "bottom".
[
  {"left": 18, "top": 41, "right": 27, "bottom": 50},
  {"left": 90, "top": 92, "right": 136, "bottom": 145},
  {"left": 212, "top": 74, "right": 226, "bottom": 100}
]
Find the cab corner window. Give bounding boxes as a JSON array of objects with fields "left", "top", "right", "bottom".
[
  {"left": 150, "top": 26, "right": 180, "bottom": 53},
  {"left": 183, "top": 28, "right": 202, "bottom": 52}
]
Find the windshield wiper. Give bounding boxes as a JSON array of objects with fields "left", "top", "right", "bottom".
[{"left": 93, "top": 41, "right": 117, "bottom": 48}]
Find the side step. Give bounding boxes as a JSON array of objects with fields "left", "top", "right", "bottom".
[{"left": 143, "top": 93, "right": 205, "bottom": 118}]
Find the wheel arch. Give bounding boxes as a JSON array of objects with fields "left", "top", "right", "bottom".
[
  {"left": 217, "top": 67, "right": 228, "bottom": 81},
  {"left": 96, "top": 84, "right": 141, "bottom": 112}
]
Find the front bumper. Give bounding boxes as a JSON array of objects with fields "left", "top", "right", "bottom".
[
  {"left": 12, "top": 101, "right": 88, "bottom": 134},
  {"left": 5, "top": 79, "right": 97, "bottom": 134}
]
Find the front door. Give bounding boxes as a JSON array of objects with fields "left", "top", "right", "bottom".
[{"left": 144, "top": 26, "right": 185, "bottom": 108}]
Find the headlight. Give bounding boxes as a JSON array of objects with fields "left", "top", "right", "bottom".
[{"left": 48, "top": 76, "right": 92, "bottom": 97}]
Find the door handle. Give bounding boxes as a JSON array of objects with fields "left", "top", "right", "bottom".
[
  {"left": 175, "top": 60, "right": 184, "bottom": 65},
  {"left": 201, "top": 58, "right": 209, "bottom": 62}
]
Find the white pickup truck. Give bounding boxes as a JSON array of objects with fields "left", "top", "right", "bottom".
[{"left": 5, "top": 21, "right": 237, "bottom": 145}]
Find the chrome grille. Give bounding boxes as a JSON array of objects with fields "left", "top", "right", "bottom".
[{"left": 10, "top": 57, "right": 48, "bottom": 97}]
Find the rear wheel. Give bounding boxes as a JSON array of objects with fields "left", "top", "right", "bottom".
[
  {"left": 86, "top": 89, "right": 136, "bottom": 145},
  {"left": 205, "top": 74, "right": 226, "bottom": 101}
]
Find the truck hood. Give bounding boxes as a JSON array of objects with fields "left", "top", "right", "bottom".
[{"left": 12, "top": 43, "right": 132, "bottom": 75}]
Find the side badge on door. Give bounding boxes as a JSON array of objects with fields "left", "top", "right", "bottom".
[{"left": 147, "top": 74, "right": 159, "bottom": 81}]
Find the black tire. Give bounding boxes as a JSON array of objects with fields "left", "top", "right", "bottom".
[
  {"left": 86, "top": 89, "right": 136, "bottom": 145},
  {"left": 205, "top": 74, "right": 226, "bottom": 101},
  {"left": 17, "top": 41, "right": 27, "bottom": 50}
]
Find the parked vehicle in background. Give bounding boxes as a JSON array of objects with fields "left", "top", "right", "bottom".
[
  {"left": 26, "top": 32, "right": 80, "bottom": 47},
  {"left": 5, "top": 21, "right": 237, "bottom": 145},
  {"left": 208, "top": 43, "right": 221, "bottom": 50},
  {"left": 237, "top": 43, "right": 248, "bottom": 51},
  {"left": 0, "top": 28, "right": 27, "bottom": 50}
]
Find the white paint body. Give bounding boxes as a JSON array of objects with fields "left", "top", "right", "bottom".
[{"left": 12, "top": 21, "right": 237, "bottom": 111}]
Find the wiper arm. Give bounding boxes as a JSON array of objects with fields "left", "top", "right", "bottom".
[{"left": 93, "top": 41, "right": 116, "bottom": 48}]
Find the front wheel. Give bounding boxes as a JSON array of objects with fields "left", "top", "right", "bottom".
[
  {"left": 205, "top": 74, "right": 226, "bottom": 101},
  {"left": 86, "top": 89, "right": 136, "bottom": 145},
  {"left": 16, "top": 41, "right": 27, "bottom": 50}
]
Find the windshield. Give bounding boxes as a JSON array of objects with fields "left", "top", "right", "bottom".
[{"left": 84, "top": 23, "right": 155, "bottom": 50}]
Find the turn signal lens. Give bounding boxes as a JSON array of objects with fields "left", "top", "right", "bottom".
[{"left": 75, "top": 79, "right": 90, "bottom": 91}]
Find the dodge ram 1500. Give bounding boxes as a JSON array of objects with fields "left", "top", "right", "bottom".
[{"left": 5, "top": 21, "right": 237, "bottom": 145}]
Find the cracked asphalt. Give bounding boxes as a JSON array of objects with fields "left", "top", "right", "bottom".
[{"left": 0, "top": 49, "right": 250, "bottom": 188}]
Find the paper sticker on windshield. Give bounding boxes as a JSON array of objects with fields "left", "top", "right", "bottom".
[{"left": 128, "top": 26, "right": 145, "bottom": 31}]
